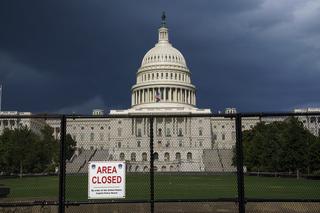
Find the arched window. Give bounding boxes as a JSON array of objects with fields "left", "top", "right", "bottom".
[
  {"left": 137, "top": 141, "right": 141, "bottom": 147},
  {"left": 143, "top": 166, "right": 148, "bottom": 172},
  {"left": 199, "top": 128, "right": 203, "bottom": 136},
  {"left": 90, "top": 133, "right": 94, "bottom": 141},
  {"left": 135, "top": 166, "right": 139, "bottom": 172},
  {"left": 175, "top": 152, "right": 181, "bottom": 160},
  {"left": 161, "top": 166, "right": 166, "bottom": 171},
  {"left": 187, "top": 152, "right": 192, "bottom": 160},
  {"left": 131, "top": 153, "right": 136, "bottom": 161},
  {"left": 213, "top": 134, "right": 217, "bottom": 140},
  {"left": 170, "top": 165, "right": 174, "bottom": 171},
  {"left": 142, "top": 152, "right": 147, "bottom": 161},
  {"left": 120, "top": 153, "right": 125, "bottom": 160},
  {"left": 178, "top": 128, "right": 183, "bottom": 136},
  {"left": 154, "top": 152, "right": 159, "bottom": 161},
  {"left": 164, "top": 152, "right": 170, "bottom": 161},
  {"left": 158, "top": 128, "right": 162, "bottom": 136}
]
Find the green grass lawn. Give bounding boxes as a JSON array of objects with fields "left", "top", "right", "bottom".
[{"left": 1, "top": 174, "right": 319, "bottom": 202}]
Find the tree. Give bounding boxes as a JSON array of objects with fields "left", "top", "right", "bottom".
[
  {"left": 65, "top": 134, "right": 76, "bottom": 161},
  {"left": 235, "top": 117, "right": 320, "bottom": 177}
]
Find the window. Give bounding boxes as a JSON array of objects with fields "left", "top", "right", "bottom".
[
  {"left": 131, "top": 153, "right": 136, "bottom": 161},
  {"left": 164, "top": 152, "right": 170, "bottom": 161},
  {"left": 81, "top": 126, "right": 84, "bottom": 130},
  {"left": 222, "top": 125, "right": 225, "bottom": 129},
  {"left": 222, "top": 134, "right": 225, "bottom": 140},
  {"left": 232, "top": 132, "right": 236, "bottom": 140},
  {"left": 154, "top": 152, "right": 159, "bottom": 161},
  {"left": 99, "top": 133, "right": 104, "bottom": 141},
  {"left": 137, "top": 128, "right": 142, "bottom": 137},
  {"left": 142, "top": 152, "right": 147, "bottom": 161},
  {"left": 80, "top": 133, "right": 84, "bottom": 141},
  {"left": 199, "top": 140, "right": 203, "bottom": 147},
  {"left": 118, "top": 128, "right": 122, "bottom": 137},
  {"left": 143, "top": 166, "right": 148, "bottom": 172},
  {"left": 90, "top": 133, "right": 94, "bottom": 142},
  {"left": 213, "top": 134, "right": 217, "bottom": 140},
  {"left": 100, "top": 126, "right": 104, "bottom": 130},
  {"left": 120, "top": 153, "right": 125, "bottom": 160},
  {"left": 175, "top": 152, "right": 181, "bottom": 160},
  {"left": 166, "top": 128, "right": 171, "bottom": 137},
  {"left": 157, "top": 128, "right": 162, "bottom": 136},
  {"left": 161, "top": 166, "right": 166, "bottom": 172},
  {"left": 187, "top": 152, "right": 192, "bottom": 160},
  {"left": 199, "top": 128, "right": 203, "bottom": 136},
  {"left": 178, "top": 128, "right": 183, "bottom": 136},
  {"left": 165, "top": 141, "right": 170, "bottom": 147},
  {"left": 137, "top": 141, "right": 141, "bottom": 147},
  {"left": 118, "top": 142, "right": 121, "bottom": 148}
]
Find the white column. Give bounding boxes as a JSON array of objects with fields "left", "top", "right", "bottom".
[
  {"left": 131, "top": 93, "right": 134, "bottom": 105},
  {"left": 194, "top": 91, "right": 197, "bottom": 105},
  {"left": 169, "top": 88, "right": 172, "bottom": 102},
  {"left": 175, "top": 88, "right": 178, "bottom": 102},
  {"left": 184, "top": 89, "right": 187, "bottom": 103},
  {"left": 135, "top": 91, "right": 137, "bottom": 104},
  {"left": 137, "top": 90, "right": 139, "bottom": 104}
]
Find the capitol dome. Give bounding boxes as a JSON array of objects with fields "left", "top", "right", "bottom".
[
  {"left": 141, "top": 37, "right": 187, "bottom": 67},
  {"left": 131, "top": 13, "right": 197, "bottom": 110}
]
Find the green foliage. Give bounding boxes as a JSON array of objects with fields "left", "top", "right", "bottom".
[
  {"left": 233, "top": 117, "right": 320, "bottom": 174},
  {"left": 65, "top": 134, "right": 76, "bottom": 160},
  {"left": 0, "top": 125, "right": 77, "bottom": 175}
]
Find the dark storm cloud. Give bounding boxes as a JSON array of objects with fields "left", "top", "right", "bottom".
[{"left": 0, "top": 0, "right": 319, "bottom": 113}]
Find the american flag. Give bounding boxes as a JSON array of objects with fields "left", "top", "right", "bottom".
[{"left": 155, "top": 91, "right": 161, "bottom": 102}]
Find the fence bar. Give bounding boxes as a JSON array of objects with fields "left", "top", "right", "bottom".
[
  {"left": 236, "top": 114, "right": 245, "bottom": 213},
  {"left": 149, "top": 117, "right": 155, "bottom": 213},
  {"left": 58, "top": 115, "right": 66, "bottom": 213}
]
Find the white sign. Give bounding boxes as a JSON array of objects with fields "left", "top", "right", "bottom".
[{"left": 88, "top": 161, "right": 126, "bottom": 199}]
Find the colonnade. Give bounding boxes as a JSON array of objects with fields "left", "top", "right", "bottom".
[{"left": 132, "top": 87, "right": 196, "bottom": 106}]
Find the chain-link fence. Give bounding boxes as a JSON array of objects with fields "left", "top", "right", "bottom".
[{"left": 1, "top": 112, "right": 320, "bottom": 213}]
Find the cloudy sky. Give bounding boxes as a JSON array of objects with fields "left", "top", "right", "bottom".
[{"left": 0, "top": 0, "right": 319, "bottom": 114}]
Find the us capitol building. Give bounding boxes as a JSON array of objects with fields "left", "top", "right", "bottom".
[
  {"left": 48, "top": 15, "right": 320, "bottom": 173},
  {"left": 59, "top": 15, "right": 241, "bottom": 173},
  {"left": 1, "top": 15, "right": 319, "bottom": 173}
]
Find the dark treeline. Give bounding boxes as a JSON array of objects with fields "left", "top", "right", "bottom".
[
  {"left": 0, "top": 125, "right": 76, "bottom": 176},
  {"left": 233, "top": 117, "right": 320, "bottom": 176}
]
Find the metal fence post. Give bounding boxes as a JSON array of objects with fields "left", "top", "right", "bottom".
[
  {"left": 59, "top": 115, "right": 66, "bottom": 213},
  {"left": 149, "top": 117, "right": 155, "bottom": 213},
  {"left": 236, "top": 114, "right": 245, "bottom": 213}
]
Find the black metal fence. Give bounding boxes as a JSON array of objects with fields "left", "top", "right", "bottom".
[{"left": 0, "top": 112, "right": 320, "bottom": 213}]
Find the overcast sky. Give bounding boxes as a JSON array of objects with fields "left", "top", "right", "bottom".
[{"left": 0, "top": 0, "right": 319, "bottom": 114}]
